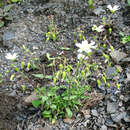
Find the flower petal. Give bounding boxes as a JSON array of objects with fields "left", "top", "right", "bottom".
[
  {"left": 113, "top": 5, "right": 120, "bottom": 11},
  {"left": 77, "top": 53, "right": 85, "bottom": 59},
  {"left": 107, "top": 5, "right": 112, "bottom": 10}
]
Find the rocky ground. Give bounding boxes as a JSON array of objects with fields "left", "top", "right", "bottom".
[{"left": 0, "top": 0, "right": 130, "bottom": 129}]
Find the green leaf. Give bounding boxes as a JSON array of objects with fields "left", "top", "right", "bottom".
[
  {"left": 42, "top": 111, "right": 51, "bottom": 118},
  {"left": 88, "top": 0, "right": 94, "bottom": 9},
  {"left": 5, "top": 14, "right": 13, "bottom": 21},
  {"left": 128, "top": 0, "right": 130, "bottom": 6},
  {"left": 0, "top": 20, "right": 4, "bottom": 28},
  {"left": 10, "top": 74, "right": 15, "bottom": 80},
  {"left": 4, "top": 5, "right": 13, "bottom": 12},
  {"left": 46, "top": 53, "right": 51, "bottom": 60},
  {"left": 0, "top": 80, "right": 3, "bottom": 83},
  {"left": 41, "top": 96, "right": 48, "bottom": 103},
  {"left": 86, "top": 85, "right": 91, "bottom": 92},
  {"left": 0, "top": 74, "right": 2, "bottom": 77},
  {"left": 88, "top": 0, "right": 93, "bottom": 5},
  {"left": 50, "top": 104, "right": 57, "bottom": 110},
  {"left": 97, "top": 79, "right": 101, "bottom": 87},
  {"left": 11, "top": 0, "right": 18, "bottom": 3},
  {"left": 59, "top": 47, "right": 71, "bottom": 51},
  {"left": 122, "top": 37, "right": 128, "bottom": 44},
  {"left": 70, "top": 95, "right": 77, "bottom": 100},
  {"left": 32, "top": 100, "right": 41, "bottom": 108},
  {"left": 66, "top": 108, "right": 72, "bottom": 118},
  {"left": 31, "top": 62, "right": 37, "bottom": 69},
  {"left": 120, "top": 32, "right": 124, "bottom": 36},
  {"left": 63, "top": 96, "right": 69, "bottom": 100},
  {"left": 128, "top": 35, "right": 130, "bottom": 41},
  {"left": 52, "top": 118, "right": 56, "bottom": 124},
  {"left": 32, "top": 74, "right": 44, "bottom": 79},
  {"left": 44, "top": 75, "right": 53, "bottom": 79},
  {"left": 40, "top": 87, "right": 46, "bottom": 93},
  {"left": 0, "top": 0, "right": 3, "bottom": 7},
  {"left": 48, "top": 91, "right": 55, "bottom": 97}
]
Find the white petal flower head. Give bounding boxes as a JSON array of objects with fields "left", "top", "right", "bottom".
[
  {"left": 77, "top": 53, "right": 85, "bottom": 59},
  {"left": 92, "top": 25, "right": 104, "bottom": 32},
  {"left": 6, "top": 53, "right": 17, "bottom": 61},
  {"left": 76, "top": 40, "right": 97, "bottom": 54},
  {"left": 76, "top": 40, "right": 88, "bottom": 53},
  {"left": 107, "top": 5, "right": 120, "bottom": 13}
]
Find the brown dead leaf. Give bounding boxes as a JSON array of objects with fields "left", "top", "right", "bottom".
[
  {"left": 81, "top": 109, "right": 90, "bottom": 115},
  {"left": 81, "top": 92, "right": 103, "bottom": 110},
  {"left": 64, "top": 118, "right": 73, "bottom": 124}
]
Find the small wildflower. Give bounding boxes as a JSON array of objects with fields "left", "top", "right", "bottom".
[
  {"left": 107, "top": 5, "right": 120, "bottom": 13},
  {"left": 77, "top": 53, "right": 85, "bottom": 59},
  {"left": 5, "top": 53, "right": 17, "bottom": 61},
  {"left": 92, "top": 25, "right": 104, "bottom": 32},
  {"left": 76, "top": 40, "right": 97, "bottom": 54}
]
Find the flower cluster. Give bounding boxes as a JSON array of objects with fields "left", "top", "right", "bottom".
[{"left": 76, "top": 40, "right": 97, "bottom": 59}]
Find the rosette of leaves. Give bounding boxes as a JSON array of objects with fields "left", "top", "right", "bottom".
[{"left": 0, "top": 5, "right": 13, "bottom": 28}]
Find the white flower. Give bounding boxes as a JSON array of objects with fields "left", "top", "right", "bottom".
[
  {"left": 77, "top": 53, "right": 85, "bottom": 59},
  {"left": 107, "top": 5, "right": 120, "bottom": 13},
  {"left": 92, "top": 25, "right": 104, "bottom": 32},
  {"left": 76, "top": 40, "right": 97, "bottom": 54},
  {"left": 5, "top": 53, "right": 17, "bottom": 61}
]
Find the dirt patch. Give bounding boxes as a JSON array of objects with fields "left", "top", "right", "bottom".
[{"left": 0, "top": 92, "right": 19, "bottom": 130}]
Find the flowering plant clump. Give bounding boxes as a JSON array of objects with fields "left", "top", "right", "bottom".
[
  {"left": 107, "top": 5, "right": 120, "bottom": 13},
  {"left": 92, "top": 25, "right": 104, "bottom": 33},
  {"left": 0, "top": 2, "right": 122, "bottom": 124}
]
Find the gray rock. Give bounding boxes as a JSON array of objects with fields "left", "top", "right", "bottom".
[
  {"left": 123, "top": 114, "right": 130, "bottom": 122},
  {"left": 120, "top": 57, "right": 130, "bottom": 64},
  {"left": 100, "top": 125, "right": 107, "bottom": 130},
  {"left": 97, "top": 117, "right": 105, "bottom": 125},
  {"left": 119, "top": 101, "right": 123, "bottom": 107},
  {"left": 110, "top": 50, "right": 127, "bottom": 64},
  {"left": 3, "top": 31, "right": 15, "bottom": 48},
  {"left": 124, "top": 96, "right": 130, "bottom": 102},
  {"left": 84, "top": 114, "right": 91, "bottom": 119},
  {"left": 107, "top": 101, "right": 118, "bottom": 114},
  {"left": 93, "top": 7, "right": 105, "bottom": 15},
  {"left": 127, "top": 106, "right": 130, "bottom": 111},
  {"left": 98, "top": 83, "right": 106, "bottom": 91},
  {"left": 109, "top": 95, "right": 117, "bottom": 102},
  {"left": 125, "top": 72, "right": 130, "bottom": 83},
  {"left": 8, "top": 91, "right": 16, "bottom": 97},
  {"left": 43, "top": 124, "right": 53, "bottom": 130},
  {"left": 125, "top": 44, "right": 130, "bottom": 54},
  {"left": 82, "top": 120, "right": 90, "bottom": 127},
  {"left": 3, "top": 31, "right": 14, "bottom": 41},
  {"left": 98, "top": 107, "right": 104, "bottom": 113},
  {"left": 91, "top": 109, "right": 98, "bottom": 117},
  {"left": 24, "top": 92, "right": 39, "bottom": 106},
  {"left": 93, "top": 125, "right": 98, "bottom": 130},
  {"left": 105, "top": 119, "right": 117, "bottom": 127},
  {"left": 105, "top": 67, "right": 116, "bottom": 79},
  {"left": 120, "top": 95, "right": 124, "bottom": 101},
  {"left": 35, "top": 125, "right": 44, "bottom": 130},
  {"left": 111, "top": 112, "right": 126, "bottom": 123}
]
